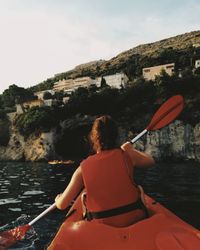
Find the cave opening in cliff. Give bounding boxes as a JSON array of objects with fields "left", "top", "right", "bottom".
[{"left": 55, "top": 124, "right": 92, "bottom": 160}]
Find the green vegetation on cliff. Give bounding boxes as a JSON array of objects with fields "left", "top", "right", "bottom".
[
  {"left": 0, "top": 84, "right": 35, "bottom": 109},
  {"left": 14, "top": 106, "right": 58, "bottom": 136},
  {"left": 14, "top": 71, "right": 200, "bottom": 137}
]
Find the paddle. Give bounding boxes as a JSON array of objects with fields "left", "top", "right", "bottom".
[
  {"left": 0, "top": 203, "right": 56, "bottom": 249},
  {"left": 0, "top": 95, "right": 184, "bottom": 248},
  {"left": 131, "top": 95, "right": 184, "bottom": 144}
]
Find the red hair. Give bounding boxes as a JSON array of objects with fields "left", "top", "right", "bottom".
[{"left": 89, "top": 115, "right": 118, "bottom": 152}]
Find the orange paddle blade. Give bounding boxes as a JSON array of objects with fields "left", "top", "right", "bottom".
[
  {"left": 0, "top": 224, "right": 31, "bottom": 249},
  {"left": 147, "top": 95, "right": 184, "bottom": 131}
]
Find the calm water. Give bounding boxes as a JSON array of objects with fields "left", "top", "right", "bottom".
[{"left": 0, "top": 162, "right": 200, "bottom": 249}]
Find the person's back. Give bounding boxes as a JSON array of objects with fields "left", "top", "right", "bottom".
[{"left": 81, "top": 148, "right": 146, "bottom": 227}]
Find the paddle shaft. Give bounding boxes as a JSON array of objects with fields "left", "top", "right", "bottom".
[
  {"left": 28, "top": 203, "right": 56, "bottom": 226},
  {"left": 131, "top": 129, "right": 147, "bottom": 144},
  {"left": 28, "top": 199, "right": 75, "bottom": 226}
]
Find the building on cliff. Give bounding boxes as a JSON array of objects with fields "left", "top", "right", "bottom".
[
  {"left": 143, "top": 63, "right": 175, "bottom": 81},
  {"left": 193, "top": 43, "right": 200, "bottom": 48},
  {"left": 195, "top": 59, "right": 200, "bottom": 68},
  {"left": 95, "top": 73, "right": 129, "bottom": 88},
  {"left": 53, "top": 77, "right": 95, "bottom": 93},
  {"left": 53, "top": 73, "right": 129, "bottom": 94}
]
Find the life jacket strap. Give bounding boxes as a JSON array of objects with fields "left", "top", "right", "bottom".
[{"left": 85, "top": 199, "right": 146, "bottom": 221}]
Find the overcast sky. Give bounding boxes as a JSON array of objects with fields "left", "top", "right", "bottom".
[{"left": 0, "top": 0, "right": 199, "bottom": 94}]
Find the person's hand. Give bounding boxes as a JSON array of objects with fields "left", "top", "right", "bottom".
[
  {"left": 55, "top": 193, "right": 62, "bottom": 203},
  {"left": 121, "top": 141, "right": 133, "bottom": 151}
]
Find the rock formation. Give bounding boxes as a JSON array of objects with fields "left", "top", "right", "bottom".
[{"left": 0, "top": 117, "right": 200, "bottom": 162}]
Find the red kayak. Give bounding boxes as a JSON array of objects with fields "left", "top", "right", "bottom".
[{"left": 48, "top": 193, "right": 200, "bottom": 250}]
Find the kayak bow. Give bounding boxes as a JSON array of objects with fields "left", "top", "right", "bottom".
[{"left": 48, "top": 192, "right": 200, "bottom": 250}]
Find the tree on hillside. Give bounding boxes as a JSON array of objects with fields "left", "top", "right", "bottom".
[
  {"left": 88, "top": 84, "right": 98, "bottom": 93},
  {"left": 194, "top": 67, "right": 200, "bottom": 75},
  {"left": 0, "top": 109, "right": 7, "bottom": 120},
  {"left": 180, "top": 67, "right": 193, "bottom": 79},
  {"left": 2, "top": 84, "right": 35, "bottom": 107},
  {"left": 29, "top": 78, "right": 54, "bottom": 92},
  {"left": 43, "top": 91, "right": 53, "bottom": 100},
  {"left": 97, "top": 87, "right": 120, "bottom": 115},
  {"left": 154, "top": 69, "right": 171, "bottom": 86},
  {"left": 100, "top": 77, "right": 108, "bottom": 88},
  {"left": 0, "top": 95, "right": 3, "bottom": 108},
  {"left": 15, "top": 106, "right": 57, "bottom": 136},
  {"left": 54, "top": 90, "right": 64, "bottom": 101},
  {"left": 133, "top": 76, "right": 146, "bottom": 86},
  {"left": 158, "top": 47, "right": 176, "bottom": 63},
  {"left": 67, "top": 87, "right": 89, "bottom": 113}
]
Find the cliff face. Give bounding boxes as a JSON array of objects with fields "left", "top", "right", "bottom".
[
  {"left": 0, "top": 118, "right": 200, "bottom": 162},
  {"left": 0, "top": 120, "right": 58, "bottom": 161},
  {"left": 140, "top": 120, "right": 200, "bottom": 162},
  {"left": 0, "top": 115, "right": 93, "bottom": 162}
]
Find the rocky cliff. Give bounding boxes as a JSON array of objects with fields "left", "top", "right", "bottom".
[
  {"left": 0, "top": 116, "right": 58, "bottom": 161},
  {"left": 0, "top": 117, "right": 200, "bottom": 162},
  {"left": 140, "top": 120, "right": 200, "bottom": 162},
  {"left": 0, "top": 130, "right": 58, "bottom": 161}
]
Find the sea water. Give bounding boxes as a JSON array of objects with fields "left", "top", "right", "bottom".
[{"left": 0, "top": 162, "right": 200, "bottom": 249}]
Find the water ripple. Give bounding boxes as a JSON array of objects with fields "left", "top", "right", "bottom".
[
  {"left": 23, "top": 191, "right": 44, "bottom": 196},
  {"left": 0, "top": 198, "right": 22, "bottom": 205}
]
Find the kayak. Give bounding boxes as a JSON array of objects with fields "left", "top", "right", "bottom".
[{"left": 48, "top": 193, "right": 200, "bottom": 250}]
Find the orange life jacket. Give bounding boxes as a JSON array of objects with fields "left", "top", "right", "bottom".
[{"left": 81, "top": 148, "right": 140, "bottom": 214}]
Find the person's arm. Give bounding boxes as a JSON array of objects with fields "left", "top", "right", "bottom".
[
  {"left": 121, "top": 142, "right": 155, "bottom": 168},
  {"left": 55, "top": 166, "right": 84, "bottom": 210}
]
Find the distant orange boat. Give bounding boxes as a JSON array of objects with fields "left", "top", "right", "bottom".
[{"left": 48, "top": 160, "right": 74, "bottom": 165}]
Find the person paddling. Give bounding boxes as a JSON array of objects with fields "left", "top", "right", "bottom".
[{"left": 55, "top": 115, "right": 155, "bottom": 227}]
